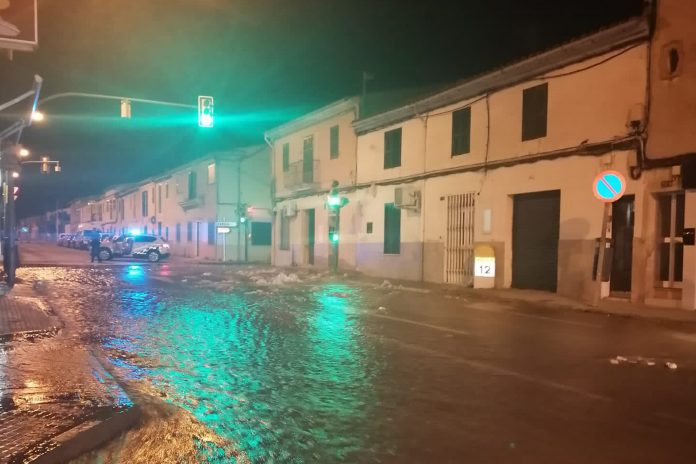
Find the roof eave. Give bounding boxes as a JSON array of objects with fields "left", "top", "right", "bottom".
[
  {"left": 265, "top": 97, "right": 360, "bottom": 141},
  {"left": 354, "top": 17, "right": 650, "bottom": 135}
]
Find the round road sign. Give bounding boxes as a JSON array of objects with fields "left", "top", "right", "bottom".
[{"left": 593, "top": 170, "right": 626, "bottom": 203}]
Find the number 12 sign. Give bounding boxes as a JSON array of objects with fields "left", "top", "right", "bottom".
[{"left": 474, "top": 256, "right": 496, "bottom": 277}]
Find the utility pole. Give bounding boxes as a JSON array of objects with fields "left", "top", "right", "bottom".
[
  {"left": 55, "top": 198, "right": 60, "bottom": 238},
  {"left": 326, "top": 180, "right": 349, "bottom": 273}
]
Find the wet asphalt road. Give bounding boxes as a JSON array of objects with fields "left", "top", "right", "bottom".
[{"left": 10, "top": 258, "right": 696, "bottom": 463}]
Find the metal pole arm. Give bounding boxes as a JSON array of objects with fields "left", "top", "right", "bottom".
[
  {"left": 20, "top": 160, "right": 59, "bottom": 165},
  {"left": 38, "top": 92, "right": 196, "bottom": 109}
]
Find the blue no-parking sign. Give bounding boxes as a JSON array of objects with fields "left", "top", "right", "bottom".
[{"left": 593, "top": 170, "right": 626, "bottom": 203}]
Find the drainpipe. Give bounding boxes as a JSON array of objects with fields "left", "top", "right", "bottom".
[
  {"left": 264, "top": 135, "right": 276, "bottom": 265},
  {"left": 237, "top": 158, "right": 242, "bottom": 262}
]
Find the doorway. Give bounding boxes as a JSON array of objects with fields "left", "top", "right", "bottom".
[
  {"left": 444, "top": 192, "right": 475, "bottom": 285},
  {"left": 610, "top": 195, "right": 635, "bottom": 293},
  {"left": 512, "top": 190, "right": 561, "bottom": 291},
  {"left": 307, "top": 209, "right": 315, "bottom": 265}
]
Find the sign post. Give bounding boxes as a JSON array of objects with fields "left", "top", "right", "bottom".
[
  {"left": 592, "top": 170, "right": 627, "bottom": 307},
  {"left": 216, "top": 222, "right": 235, "bottom": 262}
]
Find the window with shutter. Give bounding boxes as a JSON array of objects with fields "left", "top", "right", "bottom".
[
  {"left": 282, "top": 143, "right": 290, "bottom": 172},
  {"left": 384, "top": 128, "right": 402, "bottom": 169},
  {"left": 522, "top": 83, "right": 548, "bottom": 141},
  {"left": 330, "top": 125, "right": 340, "bottom": 159},
  {"left": 451, "top": 107, "right": 471, "bottom": 156}
]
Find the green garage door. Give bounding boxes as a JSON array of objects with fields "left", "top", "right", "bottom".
[{"left": 512, "top": 190, "right": 560, "bottom": 291}]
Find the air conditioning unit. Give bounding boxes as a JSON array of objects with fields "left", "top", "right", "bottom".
[
  {"left": 394, "top": 186, "right": 420, "bottom": 209},
  {"left": 285, "top": 203, "right": 298, "bottom": 217}
]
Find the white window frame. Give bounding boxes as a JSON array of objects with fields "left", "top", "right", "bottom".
[{"left": 208, "top": 163, "right": 216, "bottom": 184}]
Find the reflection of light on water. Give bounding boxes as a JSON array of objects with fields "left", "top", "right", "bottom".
[
  {"left": 0, "top": 349, "right": 6, "bottom": 392},
  {"left": 24, "top": 378, "right": 42, "bottom": 389},
  {"left": 14, "top": 378, "right": 48, "bottom": 405},
  {"left": 124, "top": 265, "right": 145, "bottom": 282}
]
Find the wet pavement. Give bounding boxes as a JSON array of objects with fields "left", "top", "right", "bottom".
[
  {"left": 0, "top": 285, "right": 136, "bottom": 464},
  {"left": 4, "top": 260, "right": 696, "bottom": 463}
]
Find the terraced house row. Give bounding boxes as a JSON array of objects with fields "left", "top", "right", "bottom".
[
  {"left": 265, "top": 0, "right": 696, "bottom": 310},
  {"left": 60, "top": 0, "right": 696, "bottom": 310},
  {"left": 67, "top": 145, "right": 273, "bottom": 263}
]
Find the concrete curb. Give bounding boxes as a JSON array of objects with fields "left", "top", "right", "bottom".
[{"left": 30, "top": 405, "right": 141, "bottom": 464}]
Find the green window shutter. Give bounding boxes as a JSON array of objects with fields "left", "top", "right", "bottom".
[
  {"left": 208, "top": 221, "right": 215, "bottom": 245},
  {"left": 384, "top": 128, "right": 402, "bottom": 169},
  {"left": 384, "top": 203, "right": 401, "bottom": 254},
  {"left": 282, "top": 143, "right": 290, "bottom": 172},
  {"left": 330, "top": 125, "right": 339, "bottom": 159},
  {"left": 522, "top": 83, "right": 548, "bottom": 141},
  {"left": 451, "top": 107, "right": 471, "bottom": 156},
  {"left": 251, "top": 222, "right": 272, "bottom": 246}
]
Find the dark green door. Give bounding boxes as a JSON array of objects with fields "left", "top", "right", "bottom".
[
  {"left": 307, "top": 209, "right": 315, "bottom": 265},
  {"left": 610, "top": 195, "right": 635, "bottom": 293}
]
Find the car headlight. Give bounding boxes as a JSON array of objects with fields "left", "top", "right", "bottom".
[{"left": 162, "top": 244, "right": 170, "bottom": 249}]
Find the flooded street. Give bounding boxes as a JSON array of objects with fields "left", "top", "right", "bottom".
[
  {"left": 8, "top": 263, "right": 696, "bottom": 463},
  {"left": 24, "top": 266, "right": 386, "bottom": 463}
]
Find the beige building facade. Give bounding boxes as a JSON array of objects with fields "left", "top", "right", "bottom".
[
  {"left": 270, "top": 1, "right": 696, "bottom": 310},
  {"left": 266, "top": 98, "right": 360, "bottom": 269}
]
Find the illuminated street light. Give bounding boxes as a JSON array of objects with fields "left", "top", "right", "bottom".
[
  {"left": 12, "top": 172, "right": 19, "bottom": 178},
  {"left": 19, "top": 148, "right": 30, "bottom": 157},
  {"left": 31, "top": 110, "right": 44, "bottom": 122}
]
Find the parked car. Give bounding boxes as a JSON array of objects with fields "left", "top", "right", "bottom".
[
  {"left": 100, "top": 234, "right": 170, "bottom": 262},
  {"left": 73, "top": 230, "right": 102, "bottom": 250},
  {"left": 56, "top": 233, "right": 69, "bottom": 246},
  {"left": 66, "top": 234, "right": 78, "bottom": 248},
  {"left": 100, "top": 234, "right": 127, "bottom": 259}
]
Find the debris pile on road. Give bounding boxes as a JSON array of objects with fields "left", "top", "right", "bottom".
[{"left": 609, "top": 355, "right": 677, "bottom": 369}]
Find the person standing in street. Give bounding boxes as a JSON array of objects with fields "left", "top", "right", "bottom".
[{"left": 90, "top": 234, "right": 102, "bottom": 263}]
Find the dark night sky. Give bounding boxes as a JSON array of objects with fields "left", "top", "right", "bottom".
[{"left": 0, "top": 0, "right": 644, "bottom": 217}]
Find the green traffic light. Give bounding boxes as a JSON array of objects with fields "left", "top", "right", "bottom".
[
  {"left": 198, "top": 96, "right": 214, "bottom": 128},
  {"left": 331, "top": 232, "right": 339, "bottom": 242},
  {"left": 327, "top": 195, "right": 341, "bottom": 207}
]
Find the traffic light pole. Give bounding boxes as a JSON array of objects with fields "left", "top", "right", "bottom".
[
  {"left": 3, "top": 170, "right": 17, "bottom": 286},
  {"left": 329, "top": 209, "right": 339, "bottom": 273}
]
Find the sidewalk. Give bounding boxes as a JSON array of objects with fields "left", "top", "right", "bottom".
[
  {"left": 346, "top": 273, "right": 696, "bottom": 325},
  {"left": 476, "top": 287, "right": 696, "bottom": 324},
  {"left": 0, "top": 282, "right": 140, "bottom": 464}
]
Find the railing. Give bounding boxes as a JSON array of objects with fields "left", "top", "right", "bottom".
[
  {"left": 178, "top": 194, "right": 205, "bottom": 211},
  {"left": 282, "top": 159, "right": 320, "bottom": 190}
]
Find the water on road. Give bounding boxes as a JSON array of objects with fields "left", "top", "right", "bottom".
[
  {"left": 13, "top": 264, "right": 696, "bottom": 463},
  {"left": 25, "top": 266, "right": 389, "bottom": 463}
]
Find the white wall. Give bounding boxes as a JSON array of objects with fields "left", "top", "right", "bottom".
[{"left": 273, "top": 109, "right": 359, "bottom": 196}]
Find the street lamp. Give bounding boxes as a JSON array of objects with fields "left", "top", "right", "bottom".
[
  {"left": 11, "top": 171, "right": 19, "bottom": 178},
  {"left": 19, "top": 148, "right": 29, "bottom": 158},
  {"left": 31, "top": 110, "right": 44, "bottom": 122}
]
